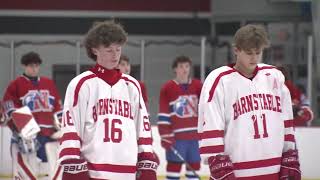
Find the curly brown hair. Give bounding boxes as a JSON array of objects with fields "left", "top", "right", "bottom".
[
  {"left": 84, "top": 20, "right": 128, "bottom": 61},
  {"left": 20, "top": 51, "right": 42, "bottom": 65}
]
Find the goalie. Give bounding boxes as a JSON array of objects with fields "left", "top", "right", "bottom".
[{"left": 1, "top": 52, "right": 63, "bottom": 179}]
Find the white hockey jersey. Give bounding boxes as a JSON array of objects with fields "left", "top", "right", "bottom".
[
  {"left": 198, "top": 64, "right": 296, "bottom": 179},
  {"left": 57, "top": 64, "right": 153, "bottom": 180}
]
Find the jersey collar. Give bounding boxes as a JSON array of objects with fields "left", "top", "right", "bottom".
[
  {"left": 228, "top": 63, "right": 259, "bottom": 80},
  {"left": 90, "top": 63, "right": 122, "bottom": 86}
]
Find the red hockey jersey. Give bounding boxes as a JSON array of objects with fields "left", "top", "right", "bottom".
[
  {"left": 138, "top": 80, "right": 148, "bottom": 108},
  {"left": 158, "top": 79, "right": 202, "bottom": 140},
  {"left": 3, "top": 75, "right": 62, "bottom": 137}
]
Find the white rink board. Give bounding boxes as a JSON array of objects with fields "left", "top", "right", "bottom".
[{"left": 0, "top": 126, "right": 320, "bottom": 179}]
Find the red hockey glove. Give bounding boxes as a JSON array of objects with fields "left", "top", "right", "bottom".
[
  {"left": 61, "top": 159, "right": 89, "bottom": 180},
  {"left": 136, "top": 152, "right": 159, "bottom": 180},
  {"left": 280, "top": 149, "right": 301, "bottom": 180},
  {"left": 294, "top": 106, "right": 314, "bottom": 126},
  {"left": 208, "top": 155, "right": 236, "bottom": 180},
  {"left": 161, "top": 136, "right": 175, "bottom": 150}
]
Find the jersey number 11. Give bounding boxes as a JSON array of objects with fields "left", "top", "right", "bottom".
[{"left": 251, "top": 114, "right": 269, "bottom": 139}]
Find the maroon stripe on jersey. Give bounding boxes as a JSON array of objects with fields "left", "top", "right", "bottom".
[
  {"left": 237, "top": 173, "right": 279, "bottom": 180},
  {"left": 138, "top": 137, "right": 153, "bottom": 145},
  {"left": 17, "top": 153, "right": 37, "bottom": 180},
  {"left": 90, "top": 178, "right": 110, "bottom": 180},
  {"left": 284, "top": 134, "right": 295, "bottom": 142},
  {"left": 73, "top": 74, "right": 96, "bottom": 107},
  {"left": 208, "top": 69, "right": 236, "bottom": 102},
  {"left": 233, "top": 157, "right": 281, "bottom": 170},
  {"left": 284, "top": 119, "right": 294, "bottom": 128},
  {"left": 59, "top": 148, "right": 81, "bottom": 158},
  {"left": 121, "top": 76, "right": 142, "bottom": 108},
  {"left": 200, "top": 130, "right": 224, "bottom": 140},
  {"left": 60, "top": 132, "right": 82, "bottom": 145},
  {"left": 199, "top": 145, "right": 224, "bottom": 154},
  {"left": 87, "top": 162, "right": 136, "bottom": 173}
]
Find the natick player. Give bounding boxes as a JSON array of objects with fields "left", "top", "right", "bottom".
[
  {"left": 198, "top": 24, "right": 301, "bottom": 179},
  {"left": 1, "top": 52, "right": 63, "bottom": 179},
  {"left": 158, "top": 56, "right": 202, "bottom": 180},
  {"left": 55, "top": 20, "right": 158, "bottom": 180}
]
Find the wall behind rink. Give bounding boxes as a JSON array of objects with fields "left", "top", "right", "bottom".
[
  {"left": 0, "top": 34, "right": 214, "bottom": 178},
  {"left": 0, "top": 126, "right": 320, "bottom": 179},
  {"left": 0, "top": 34, "right": 216, "bottom": 124}
]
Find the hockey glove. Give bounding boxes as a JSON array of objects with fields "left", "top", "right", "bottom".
[
  {"left": 60, "top": 159, "right": 89, "bottom": 180},
  {"left": 280, "top": 149, "right": 301, "bottom": 180},
  {"left": 208, "top": 155, "right": 236, "bottom": 180},
  {"left": 294, "top": 105, "right": 314, "bottom": 126},
  {"left": 136, "top": 152, "right": 159, "bottom": 180},
  {"left": 161, "top": 136, "right": 175, "bottom": 150}
]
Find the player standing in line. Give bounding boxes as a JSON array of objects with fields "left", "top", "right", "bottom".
[
  {"left": 55, "top": 20, "right": 158, "bottom": 180},
  {"left": 117, "top": 54, "right": 149, "bottom": 108},
  {"left": 277, "top": 66, "right": 314, "bottom": 127},
  {"left": 198, "top": 24, "right": 301, "bottom": 179},
  {"left": 158, "top": 56, "right": 202, "bottom": 180},
  {"left": 1, "top": 52, "right": 63, "bottom": 179}
]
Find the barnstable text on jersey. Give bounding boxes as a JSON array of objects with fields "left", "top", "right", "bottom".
[
  {"left": 92, "top": 98, "right": 134, "bottom": 121},
  {"left": 233, "top": 93, "right": 281, "bottom": 120}
]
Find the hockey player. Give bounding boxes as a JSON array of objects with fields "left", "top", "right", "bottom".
[
  {"left": 277, "top": 66, "right": 314, "bottom": 126},
  {"left": 55, "top": 20, "right": 158, "bottom": 180},
  {"left": 198, "top": 24, "right": 301, "bottom": 179},
  {"left": 2, "top": 51, "right": 63, "bottom": 179},
  {"left": 117, "top": 54, "right": 149, "bottom": 108},
  {"left": 158, "top": 55, "right": 202, "bottom": 180}
]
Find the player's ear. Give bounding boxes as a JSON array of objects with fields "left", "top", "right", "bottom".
[
  {"left": 91, "top": 48, "right": 99, "bottom": 56},
  {"left": 233, "top": 46, "right": 241, "bottom": 56}
]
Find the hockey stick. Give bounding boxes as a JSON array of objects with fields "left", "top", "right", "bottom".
[{"left": 169, "top": 146, "right": 201, "bottom": 179}]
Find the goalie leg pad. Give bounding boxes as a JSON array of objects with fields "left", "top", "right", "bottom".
[{"left": 11, "top": 143, "right": 38, "bottom": 180}]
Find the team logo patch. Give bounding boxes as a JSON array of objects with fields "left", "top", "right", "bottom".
[
  {"left": 170, "top": 95, "right": 198, "bottom": 118},
  {"left": 21, "top": 90, "right": 54, "bottom": 112}
]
